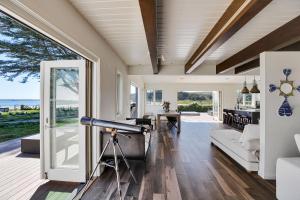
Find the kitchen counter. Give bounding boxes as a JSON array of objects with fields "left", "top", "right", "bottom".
[{"left": 223, "top": 108, "right": 260, "bottom": 124}]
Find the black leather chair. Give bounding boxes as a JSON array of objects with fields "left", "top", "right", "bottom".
[{"left": 101, "top": 117, "right": 152, "bottom": 161}]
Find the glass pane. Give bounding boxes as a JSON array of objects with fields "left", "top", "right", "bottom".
[
  {"left": 155, "top": 90, "right": 162, "bottom": 103},
  {"left": 130, "top": 84, "right": 138, "bottom": 118},
  {"left": 244, "top": 94, "right": 252, "bottom": 106},
  {"left": 50, "top": 68, "right": 79, "bottom": 169},
  {"left": 146, "top": 90, "right": 154, "bottom": 104}
]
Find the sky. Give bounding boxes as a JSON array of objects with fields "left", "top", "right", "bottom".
[
  {"left": 0, "top": 76, "right": 40, "bottom": 99},
  {"left": 0, "top": 54, "right": 40, "bottom": 100},
  {"left": 130, "top": 84, "right": 136, "bottom": 94},
  {"left": 0, "top": 18, "right": 41, "bottom": 100}
]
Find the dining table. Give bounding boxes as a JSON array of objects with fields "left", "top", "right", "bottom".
[{"left": 157, "top": 110, "right": 181, "bottom": 133}]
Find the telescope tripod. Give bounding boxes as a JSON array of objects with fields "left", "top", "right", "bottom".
[{"left": 79, "top": 129, "right": 137, "bottom": 200}]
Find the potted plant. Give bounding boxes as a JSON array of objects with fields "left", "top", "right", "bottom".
[{"left": 162, "top": 101, "right": 170, "bottom": 112}]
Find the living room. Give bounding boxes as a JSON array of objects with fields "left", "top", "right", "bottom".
[{"left": 0, "top": 0, "right": 300, "bottom": 200}]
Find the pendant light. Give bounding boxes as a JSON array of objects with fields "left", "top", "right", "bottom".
[
  {"left": 250, "top": 76, "right": 260, "bottom": 93},
  {"left": 241, "top": 76, "right": 249, "bottom": 94}
]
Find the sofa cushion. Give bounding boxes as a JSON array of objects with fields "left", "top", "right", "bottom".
[
  {"left": 240, "top": 124, "right": 260, "bottom": 145},
  {"left": 211, "top": 129, "right": 258, "bottom": 162},
  {"left": 243, "top": 138, "right": 260, "bottom": 151},
  {"left": 295, "top": 134, "right": 300, "bottom": 153}
]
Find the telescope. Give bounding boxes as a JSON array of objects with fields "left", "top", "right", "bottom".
[
  {"left": 77, "top": 116, "right": 145, "bottom": 200},
  {"left": 80, "top": 116, "right": 144, "bottom": 133}
]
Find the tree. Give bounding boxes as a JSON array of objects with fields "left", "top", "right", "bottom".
[{"left": 0, "top": 12, "right": 80, "bottom": 83}]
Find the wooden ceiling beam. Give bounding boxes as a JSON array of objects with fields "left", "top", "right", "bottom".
[
  {"left": 185, "top": 0, "right": 272, "bottom": 74},
  {"left": 217, "top": 15, "right": 300, "bottom": 74},
  {"left": 139, "top": 0, "right": 159, "bottom": 74},
  {"left": 234, "top": 58, "right": 259, "bottom": 74},
  {"left": 234, "top": 40, "right": 300, "bottom": 74}
]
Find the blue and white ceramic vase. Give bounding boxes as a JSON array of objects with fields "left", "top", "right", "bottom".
[{"left": 278, "top": 97, "right": 293, "bottom": 117}]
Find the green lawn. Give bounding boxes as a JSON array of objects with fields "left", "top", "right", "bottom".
[
  {"left": 0, "top": 110, "right": 40, "bottom": 121},
  {"left": 0, "top": 122, "right": 39, "bottom": 142},
  {"left": 0, "top": 110, "right": 40, "bottom": 142},
  {"left": 0, "top": 109, "right": 78, "bottom": 143}
]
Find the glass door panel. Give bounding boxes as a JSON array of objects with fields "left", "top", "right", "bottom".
[{"left": 50, "top": 68, "right": 80, "bottom": 169}]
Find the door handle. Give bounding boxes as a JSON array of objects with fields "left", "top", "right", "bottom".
[{"left": 45, "top": 117, "right": 58, "bottom": 128}]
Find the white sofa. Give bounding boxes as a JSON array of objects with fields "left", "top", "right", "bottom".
[
  {"left": 276, "top": 134, "right": 300, "bottom": 200},
  {"left": 210, "top": 124, "right": 260, "bottom": 171}
]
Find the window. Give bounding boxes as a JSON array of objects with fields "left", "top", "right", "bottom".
[
  {"left": 130, "top": 84, "right": 138, "bottom": 118},
  {"left": 155, "top": 90, "right": 162, "bottom": 103},
  {"left": 244, "top": 94, "right": 252, "bottom": 106},
  {"left": 146, "top": 89, "right": 154, "bottom": 104},
  {"left": 116, "top": 72, "right": 122, "bottom": 115},
  {"left": 146, "top": 89, "right": 162, "bottom": 104},
  {"left": 237, "top": 90, "right": 259, "bottom": 108}
]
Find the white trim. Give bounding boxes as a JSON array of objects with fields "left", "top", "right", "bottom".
[
  {"left": 92, "top": 59, "right": 101, "bottom": 176},
  {"left": 116, "top": 71, "right": 123, "bottom": 117},
  {"left": 40, "top": 61, "right": 45, "bottom": 179}
]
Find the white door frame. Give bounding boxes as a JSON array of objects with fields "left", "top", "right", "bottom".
[{"left": 41, "top": 60, "right": 86, "bottom": 182}]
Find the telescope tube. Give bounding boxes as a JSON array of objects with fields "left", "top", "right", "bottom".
[{"left": 80, "top": 116, "right": 143, "bottom": 133}]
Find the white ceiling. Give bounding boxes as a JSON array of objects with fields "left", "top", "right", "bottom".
[
  {"left": 69, "top": 0, "right": 151, "bottom": 66},
  {"left": 208, "top": 0, "right": 300, "bottom": 63},
  {"left": 141, "top": 75, "right": 259, "bottom": 84},
  {"left": 69, "top": 0, "right": 300, "bottom": 73},
  {"left": 157, "top": 0, "right": 232, "bottom": 65}
]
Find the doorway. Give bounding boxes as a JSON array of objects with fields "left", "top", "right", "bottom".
[
  {"left": 177, "top": 91, "right": 221, "bottom": 122},
  {"left": 0, "top": 10, "right": 94, "bottom": 198}
]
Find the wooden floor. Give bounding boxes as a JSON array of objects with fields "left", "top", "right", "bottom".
[
  {"left": 0, "top": 118, "right": 276, "bottom": 200},
  {"left": 82, "top": 118, "right": 276, "bottom": 200},
  {"left": 0, "top": 146, "right": 79, "bottom": 200}
]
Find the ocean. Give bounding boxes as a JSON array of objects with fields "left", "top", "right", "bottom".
[{"left": 0, "top": 99, "right": 40, "bottom": 108}]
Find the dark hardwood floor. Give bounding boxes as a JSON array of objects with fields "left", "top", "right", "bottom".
[{"left": 82, "top": 119, "right": 276, "bottom": 200}]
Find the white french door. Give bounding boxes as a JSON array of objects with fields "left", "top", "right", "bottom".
[{"left": 41, "top": 60, "right": 86, "bottom": 182}]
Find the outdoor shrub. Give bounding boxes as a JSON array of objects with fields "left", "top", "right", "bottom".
[
  {"left": 177, "top": 103, "right": 212, "bottom": 112},
  {"left": 20, "top": 105, "right": 35, "bottom": 110}
]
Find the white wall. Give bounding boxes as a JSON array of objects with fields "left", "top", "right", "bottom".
[
  {"left": 259, "top": 52, "right": 300, "bottom": 179},
  {"left": 144, "top": 83, "right": 240, "bottom": 115},
  {"left": 0, "top": 0, "right": 130, "bottom": 120}
]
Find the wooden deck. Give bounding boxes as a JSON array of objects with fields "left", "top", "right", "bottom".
[
  {"left": 81, "top": 118, "right": 276, "bottom": 200},
  {"left": 0, "top": 141, "right": 79, "bottom": 200}
]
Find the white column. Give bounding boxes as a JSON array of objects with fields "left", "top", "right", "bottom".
[{"left": 259, "top": 52, "right": 300, "bottom": 179}]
